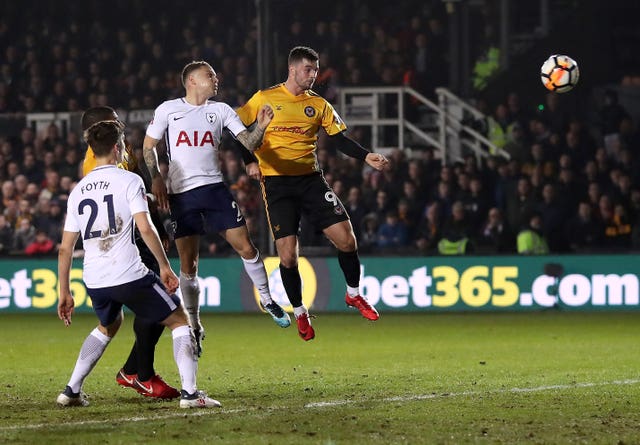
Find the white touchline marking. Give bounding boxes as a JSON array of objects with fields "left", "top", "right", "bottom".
[
  {"left": 2, "top": 379, "right": 639, "bottom": 431},
  {"left": 304, "top": 379, "right": 640, "bottom": 408}
]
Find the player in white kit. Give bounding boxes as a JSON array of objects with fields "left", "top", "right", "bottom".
[
  {"left": 143, "top": 61, "right": 288, "bottom": 356},
  {"left": 56, "top": 120, "right": 219, "bottom": 408}
]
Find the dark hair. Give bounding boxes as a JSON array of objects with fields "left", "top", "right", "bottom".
[
  {"left": 81, "top": 106, "right": 118, "bottom": 131},
  {"left": 181, "top": 61, "right": 212, "bottom": 87},
  {"left": 529, "top": 210, "right": 542, "bottom": 221},
  {"left": 85, "top": 121, "right": 124, "bottom": 157},
  {"left": 288, "top": 46, "right": 319, "bottom": 65}
]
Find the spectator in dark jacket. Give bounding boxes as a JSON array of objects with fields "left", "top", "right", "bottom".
[
  {"left": 344, "top": 186, "right": 368, "bottom": 242},
  {"left": 13, "top": 218, "right": 36, "bottom": 252},
  {"left": 537, "top": 183, "right": 570, "bottom": 252},
  {"left": 376, "top": 210, "right": 409, "bottom": 250},
  {"left": 359, "top": 213, "right": 380, "bottom": 253},
  {"left": 415, "top": 202, "right": 442, "bottom": 255},
  {"left": 477, "top": 207, "right": 515, "bottom": 253},
  {"left": 565, "top": 201, "right": 603, "bottom": 252},
  {"left": 0, "top": 214, "right": 14, "bottom": 254},
  {"left": 506, "top": 177, "right": 536, "bottom": 232}
]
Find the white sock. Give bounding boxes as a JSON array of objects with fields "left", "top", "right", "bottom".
[
  {"left": 172, "top": 325, "right": 198, "bottom": 394},
  {"left": 293, "top": 305, "right": 308, "bottom": 318},
  {"left": 346, "top": 285, "right": 360, "bottom": 297},
  {"left": 242, "top": 250, "right": 273, "bottom": 306},
  {"left": 179, "top": 272, "right": 201, "bottom": 329},
  {"left": 67, "top": 328, "right": 111, "bottom": 393}
]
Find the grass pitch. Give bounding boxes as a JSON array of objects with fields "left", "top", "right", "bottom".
[{"left": 1, "top": 311, "right": 640, "bottom": 444}]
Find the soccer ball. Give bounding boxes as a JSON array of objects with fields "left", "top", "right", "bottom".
[{"left": 540, "top": 54, "right": 579, "bottom": 93}]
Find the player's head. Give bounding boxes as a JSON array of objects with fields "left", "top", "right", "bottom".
[
  {"left": 181, "top": 60, "right": 218, "bottom": 97},
  {"left": 81, "top": 106, "right": 119, "bottom": 132},
  {"left": 85, "top": 120, "right": 125, "bottom": 159},
  {"left": 288, "top": 46, "right": 319, "bottom": 66},
  {"left": 287, "top": 46, "right": 319, "bottom": 90}
]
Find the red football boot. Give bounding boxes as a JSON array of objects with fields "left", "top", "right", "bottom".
[
  {"left": 345, "top": 293, "right": 380, "bottom": 321},
  {"left": 116, "top": 368, "right": 137, "bottom": 389},
  {"left": 295, "top": 312, "right": 315, "bottom": 341},
  {"left": 133, "top": 375, "right": 181, "bottom": 399}
]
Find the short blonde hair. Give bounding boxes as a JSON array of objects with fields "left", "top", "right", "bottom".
[{"left": 181, "top": 61, "right": 212, "bottom": 87}]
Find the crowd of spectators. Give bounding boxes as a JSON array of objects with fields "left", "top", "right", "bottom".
[
  {"left": 0, "top": 0, "right": 638, "bottom": 257},
  {"left": 0, "top": 0, "right": 448, "bottom": 113},
  {"left": 305, "top": 87, "right": 640, "bottom": 256}
]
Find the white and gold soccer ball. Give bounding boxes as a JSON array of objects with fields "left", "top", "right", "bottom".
[{"left": 540, "top": 54, "right": 580, "bottom": 93}]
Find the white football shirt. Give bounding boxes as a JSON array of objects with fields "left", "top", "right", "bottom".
[
  {"left": 64, "top": 165, "right": 149, "bottom": 288},
  {"left": 146, "top": 98, "right": 247, "bottom": 194}
]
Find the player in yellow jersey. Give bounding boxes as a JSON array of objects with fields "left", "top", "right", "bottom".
[
  {"left": 82, "top": 129, "right": 136, "bottom": 175},
  {"left": 81, "top": 106, "right": 178, "bottom": 399},
  {"left": 236, "top": 46, "right": 389, "bottom": 341}
]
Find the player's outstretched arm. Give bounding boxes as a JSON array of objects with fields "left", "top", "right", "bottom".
[
  {"left": 329, "top": 131, "right": 390, "bottom": 171},
  {"left": 133, "top": 211, "right": 178, "bottom": 293},
  {"left": 57, "top": 230, "right": 80, "bottom": 326},
  {"left": 143, "top": 135, "right": 169, "bottom": 211},
  {"left": 236, "top": 105, "right": 274, "bottom": 151}
]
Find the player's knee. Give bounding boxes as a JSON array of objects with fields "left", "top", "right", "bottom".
[
  {"left": 334, "top": 235, "right": 357, "bottom": 252},
  {"left": 179, "top": 272, "right": 200, "bottom": 293},
  {"left": 345, "top": 237, "right": 357, "bottom": 251},
  {"left": 170, "top": 305, "right": 189, "bottom": 325},
  {"left": 162, "top": 312, "right": 188, "bottom": 330},
  {"left": 279, "top": 254, "right": 298, "bottom": 268},
  {"left": 101, "top": 312, "right": 123, "bottom": 337},
  {"left": 238, "top": 244, "right": 258, "bottom": 260},
  {"left": 240, "top": 247, "right": 260, "bottom": 263},
  {"left": 276, "top": 243, "right": 298, "bottom": 267}
]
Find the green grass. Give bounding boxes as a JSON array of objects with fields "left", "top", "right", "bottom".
[{"left": 1, "top": 311, "right": 640, "bottom": 444}]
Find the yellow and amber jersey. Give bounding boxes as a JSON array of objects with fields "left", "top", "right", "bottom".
[
  {"left": 236, "top": 83, "right": 347, "bottom": 176},
  {"left": 82, "top": 143, "right": 138, "bottom": 177}
]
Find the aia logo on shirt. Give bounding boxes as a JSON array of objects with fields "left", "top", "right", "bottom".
[
  {"left": 176, "top": 130, "right": 215, "bottom": 147},
  {"left": 304, "top": 106, "right": 315, "bottom": 117}
]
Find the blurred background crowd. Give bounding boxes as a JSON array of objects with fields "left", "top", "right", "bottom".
[{"left": 0, "top": 0, "right": 638, "bottom": 256}]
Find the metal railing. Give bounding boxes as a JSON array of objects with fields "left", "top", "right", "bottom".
[
  {"left": 337, "top": 86, "right": 510, "bottom": 164},
  {"left": 435, "top": 87, "right": 511, "bottom": 163}
]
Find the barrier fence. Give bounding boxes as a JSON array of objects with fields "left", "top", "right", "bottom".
[{"left": 0, "top": 255, "right": 638, "bottom": 313}]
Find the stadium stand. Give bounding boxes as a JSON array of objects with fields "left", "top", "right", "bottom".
[{"left": 0, "top": 0, "right": 638, "bottom": 256}]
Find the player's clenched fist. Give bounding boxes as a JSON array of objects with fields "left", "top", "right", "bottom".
[
  {"left": 257, "top": 105, "right": 274, "bottom": 130},
  {"left": 365, "top": 152, "right": 390, "bottom": 171}
]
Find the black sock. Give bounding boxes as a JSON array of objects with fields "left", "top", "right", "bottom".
[
  {"left": 122, "top": 344, "right": 138, "bottom": 376},
  {"left": 123, "top": 317, "right": 165, "bottom": 381},
  {"left": 279, "top": 264, "right": 303, "bottom": 307},
  {"left": 338, "top": 249, "right": 361, "bottom": 288}
]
